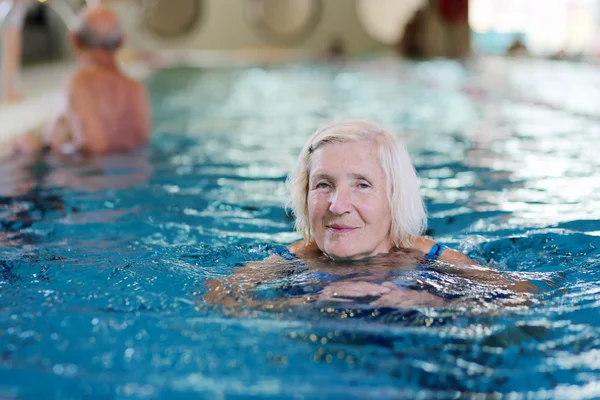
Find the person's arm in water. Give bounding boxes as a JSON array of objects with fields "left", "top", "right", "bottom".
[
  {"left": 288, "top": 238, "right": 538, "bottom": 306},
  {"left": 203, "top": 256, "right": 316, "bottom": 313},
  {"left": 413, "top": 236, "right": 538, "bottom": 293},
  {"left": 33, "top": 71, "right": 104, "bottom": 154},
  {"left": 205, "top": 237, "right": 538, "bottom": 312},
  {"left": 44, "top": 104, "right": 76, "bottom": 153},
  {"left": 11, "top": 91, "right": 77, "bottom": 156},
  {"left": 287, "top": 240, "right": 451, "bottom": 308},
  {"left": 11, "top": 73, "right": 83, "bottom": 156},
  {"left": 133, "top": 83, "right": 152, "bottom": 145},
  {"left": 202, "top": 255, "right": 444, "bottom": 311},
  {"left": 413, "top": 236, "right": 475, "bottom": 265}
]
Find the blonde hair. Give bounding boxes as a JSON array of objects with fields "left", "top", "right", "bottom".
[{"left": 286, "top": 120, "right": 427, "bottom": 248}]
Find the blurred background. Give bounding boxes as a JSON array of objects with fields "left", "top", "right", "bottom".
[{"left": 6, "top": 0, "right": 600, "bottom": 65}]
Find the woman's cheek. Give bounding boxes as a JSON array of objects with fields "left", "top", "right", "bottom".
[{"left": 308, "top": 192, "right": 325, "bottom": 213}]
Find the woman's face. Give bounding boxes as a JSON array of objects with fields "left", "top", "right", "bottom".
[{"left": 307, "top": 139, "right": 393, "bottom": 260}]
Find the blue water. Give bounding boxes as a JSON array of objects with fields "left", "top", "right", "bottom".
[{"left": 1, "top": 57, "right": 600, "bottom": 399}]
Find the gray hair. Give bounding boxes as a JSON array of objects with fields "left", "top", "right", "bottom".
[
  {"left": 72, "top": 18, "right": 122, "bottom": 50},
  {"left": 286, "top": 120, "right": 427, "bottom": 249}
]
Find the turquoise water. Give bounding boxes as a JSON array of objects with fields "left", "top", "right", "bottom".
[{"left": 1, "top": 57, "right": 600, "bottom": 399}]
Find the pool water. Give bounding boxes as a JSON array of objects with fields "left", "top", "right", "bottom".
[{"left": 1, "top": 57, "right": 600, "bottom": 399}]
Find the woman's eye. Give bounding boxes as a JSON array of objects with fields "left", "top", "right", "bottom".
[
  {"left": 358, "top": 183, "right": 370, "bottom": 189},
  {"left": 316, "top": 182, "right": 330, "bottom": 189}
]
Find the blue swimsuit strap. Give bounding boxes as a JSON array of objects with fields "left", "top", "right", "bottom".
[
  {"left": 424, "top": 242, "right": 446, "bottom": 260},
  {"left": 274, "top": 247, "right": 299, "bottom": 261}
]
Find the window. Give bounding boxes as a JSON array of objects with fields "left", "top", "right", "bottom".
[
  {"left": 470, "top": 0, "right": 600, "bottom": 56},
  {"left": 142, "top": 0, "right": 203, "bottom": 38},
  {"left": 245, "top": 0, "right": 322, "bottom": 45}
]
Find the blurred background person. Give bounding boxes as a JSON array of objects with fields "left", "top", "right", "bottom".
[
  {"left": 12, "top": 3, "right": 151, "bottom": 155},
  {"left": 506, "top": 37, "right": 529, "bottom": 57}
]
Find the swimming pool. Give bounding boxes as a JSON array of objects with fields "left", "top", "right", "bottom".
[{"left": 1, "top": 56, "right": 600, "bottom": 399}]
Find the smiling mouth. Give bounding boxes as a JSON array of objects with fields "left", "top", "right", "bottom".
[{"left": 327, "top": 225, "right": 358, "bottom": 234}]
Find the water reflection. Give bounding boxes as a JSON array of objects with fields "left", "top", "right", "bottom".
[
  {"left": 0, "top": 149, "right": 153, "bottom": 246},
  {"left": 2, "top": 58, "right": 600, "bottom": 398}
]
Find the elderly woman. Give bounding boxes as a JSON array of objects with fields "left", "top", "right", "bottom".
[
  {"left": 286, "top": 119, "right": 470, "bottom": 263},
  {"left": 204, "top": 120, "right": 536, "bottom": 310}
]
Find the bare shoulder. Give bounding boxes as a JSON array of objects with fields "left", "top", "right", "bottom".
[
  {"left": 287, "top": 240, "right": 308, "bottom": 255},
  {"left": 111, "top": 74, "right": 149, "bottom": 102},
  {"left": 287, "top": 240, "right": 304, "bottom": 254},
  {"left": 412, "top": 236, "right": 436, "bottom": 253},
  {"left": 67, "top": 69, "right": 92, "bottom": 92},
  {"left": 70, "top": 66, "right": 107, "bottom": 82},
  {"left": 69, "top": 68, "right": 140, "bottom": 86},
  {"left": 287, "top": 240, "right": 321, "bottom": 258},
  {"left": 132, "top": 80, "right": 149, "bottom": 99},
  {"left": 67, "top": 68, "right": 108, "bottom": 95},
  {"left": 119, "top": 72, "right": 143, "bottom": 87}
]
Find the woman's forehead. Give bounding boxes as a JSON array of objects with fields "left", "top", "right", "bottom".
[
  {"left": 310, "top": 138, "right": 377, "bottom": 157},
  {"left": 308, "top": 140, "right": 383, "bottom": 175}
]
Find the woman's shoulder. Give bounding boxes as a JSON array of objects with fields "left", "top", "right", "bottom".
[
  {"left": 412, "top": 236, "right": 436, "bottom": 254},
  {"left": 287, "top": 240, "right": 321, "bottom": 258}
]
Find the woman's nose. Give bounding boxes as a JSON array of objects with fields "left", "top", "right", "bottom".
[{"left": 329, "top": 188, "right": 352, "bottom": 215}]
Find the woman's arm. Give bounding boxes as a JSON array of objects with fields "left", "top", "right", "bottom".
[
  {"left": 202, "top": 255, "right": 317, "bottom": 312},
  {"left": 413, "top": 236, "right": 539, "bottom": 293},
  {"left": 413, "top": 236, "right": 475, "bottom": 265},
  {"left": 317, "top": 280, "right": 448, "bottom": 307}
]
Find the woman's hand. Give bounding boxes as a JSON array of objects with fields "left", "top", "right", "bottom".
[
  {"left": 371, "top": 283, "right": 447, "bottom": 308},
  {"left": 318, "top": 281, "right": 393, "bottom": 302},
  {"left": 318, "top": 281, "right": 447, "bottom": 308}
]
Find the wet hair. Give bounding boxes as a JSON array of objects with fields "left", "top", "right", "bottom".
[
  {"left": 73, "top": 19, "right": 122, "bottom": 51},
  {"left": 286, "top": 120, "right": 427, "bottom": 249}
]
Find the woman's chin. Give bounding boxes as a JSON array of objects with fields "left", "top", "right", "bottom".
[
  {"left": 323, "top": 247, "right": 365, "bottom": 262},
  {"left": 323, "top": 246, "right": 392, "bottom": 262}
]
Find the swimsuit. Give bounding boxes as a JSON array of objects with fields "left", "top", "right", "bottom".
[{"left": 424, "top": 242, "right": 446, "bottom": 260}]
